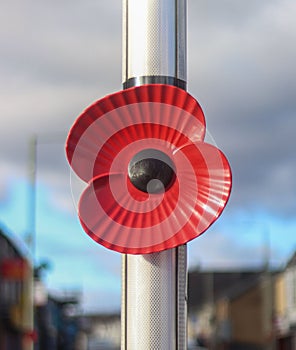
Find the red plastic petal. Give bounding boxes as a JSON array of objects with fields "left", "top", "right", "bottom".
[
  {"left": 78, "top": 142, "right": 231, "bottom": 254},
  {"left": 66, "top": 84, "right": 205, "bottom": 183}
]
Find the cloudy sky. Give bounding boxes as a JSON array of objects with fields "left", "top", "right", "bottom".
[{"left": 0, "top": 0, "right": 295, "bottom": 312}]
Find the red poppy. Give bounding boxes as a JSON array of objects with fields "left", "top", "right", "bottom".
[{"left": 66, "top": 84, "right": 231, "bottom": 254}]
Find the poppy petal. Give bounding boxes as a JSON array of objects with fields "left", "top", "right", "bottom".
[
  {"left": 77, "top": 142, "right": 231, "bottom": 254},
  {"left": 66, "top": 84, "right": 205, "bottom": 183}
]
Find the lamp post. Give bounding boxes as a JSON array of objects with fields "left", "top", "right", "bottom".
[
  {"left": 24, "top": 135, "right": 37, "bottom": 350},
  {"left": 27, "top": 133, "right": 65, "bottom": 350}
]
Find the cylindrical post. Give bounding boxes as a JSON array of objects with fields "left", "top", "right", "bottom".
[
  {"left": 122, "top": 0, "right": 186, "bottom": 88},
  {"left": 121, "top": 1, "right": 187, "bottom": 349}
]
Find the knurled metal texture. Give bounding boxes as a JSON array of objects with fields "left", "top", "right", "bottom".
[
  {"left": 177, "top": 245, "right": 188, "bottom": 349},
  {"left": 176, "top": 0, "right": 187, "bottom": 81},
  {"left": 125, "top": 250, "right": 177, "bottom": 349},
  {"left": 121, "top": 255, "right": 127, "bottom": 350},
  {"left": 123, "top": 0, "right": 186, "bottom": 81}
]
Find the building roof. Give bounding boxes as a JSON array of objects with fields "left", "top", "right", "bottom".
[
  {"left": 188, "top": 269, "right": 262, "bottom": 309},
  {"left": 0, "top": 223, "right": 31, "bottom": 261},
  {"left": 286, "top": 251, "right": 296, "bottom": 269}
]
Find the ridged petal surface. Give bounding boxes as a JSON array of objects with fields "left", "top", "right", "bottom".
[
  {"left": 78, "top": 143, "right": 231, "bottom": 254},
  {"left": 66, "top": 84, "right": 205, "bottom": 183}
]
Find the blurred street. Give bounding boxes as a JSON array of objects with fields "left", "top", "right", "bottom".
[{"left": 1, "top": 222, "right": 296, "bottom": 349}]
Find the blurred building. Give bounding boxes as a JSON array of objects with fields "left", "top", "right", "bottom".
[
  {"left": 273, "top": 252, "right": 296, "bottom": 350},
  {"left": 0, "top": 226, "right": 34, "bottom": 350},
  {"left": 34, "top": 286, "right": 82, "bottom": 350},
  {"left": 188, "top": 269, "right": 277, "bottom": 350},
  {"left": 81, "top": 313, "right": 121, "bottom": 350},
  {"left": 0, "top": 225, "right": 84, "bottom": 350}
]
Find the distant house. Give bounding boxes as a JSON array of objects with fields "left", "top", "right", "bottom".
[
  {"left": 0, "top": 226, "right": 33, "bottom": 350},
  {"left": 285, "top": 253, "right": 296, "bottom": 328},
  {"left": 188, "top": 269, "right": 276, "bottom": 350},
  {"left": 34, "top": 285, "right": 83, "bottom": 350},
  {"left": 273, "top": 252, "right": 296, "bottom": 349},
  {"left": 81, "top": 313, "right": 121, "bottom": 350}
]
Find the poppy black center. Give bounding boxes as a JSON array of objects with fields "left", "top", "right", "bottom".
[{"left": 128, "top": 149, "right": 176, "bottom": 194}]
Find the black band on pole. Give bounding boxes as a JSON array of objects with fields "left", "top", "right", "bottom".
[{"left": 123, "top": 75, "right": 187, "bottom": 90}]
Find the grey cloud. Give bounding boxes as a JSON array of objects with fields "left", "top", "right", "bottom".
[
  {"left": 1, "top": 0, "right": 296, "bottom": 218},
  {"left": 188, "top": 230, "right": 267, "bottom": 269},
  {"left": 1, "top": 1, "right": 296, "bottom": 311},
  {"left": 187, "top": 0, "right": 296, "bottom": 216}
]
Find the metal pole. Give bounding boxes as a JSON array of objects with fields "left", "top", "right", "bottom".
[{"left": 121, "top": 1, "right": 187, "bottom": 349}]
